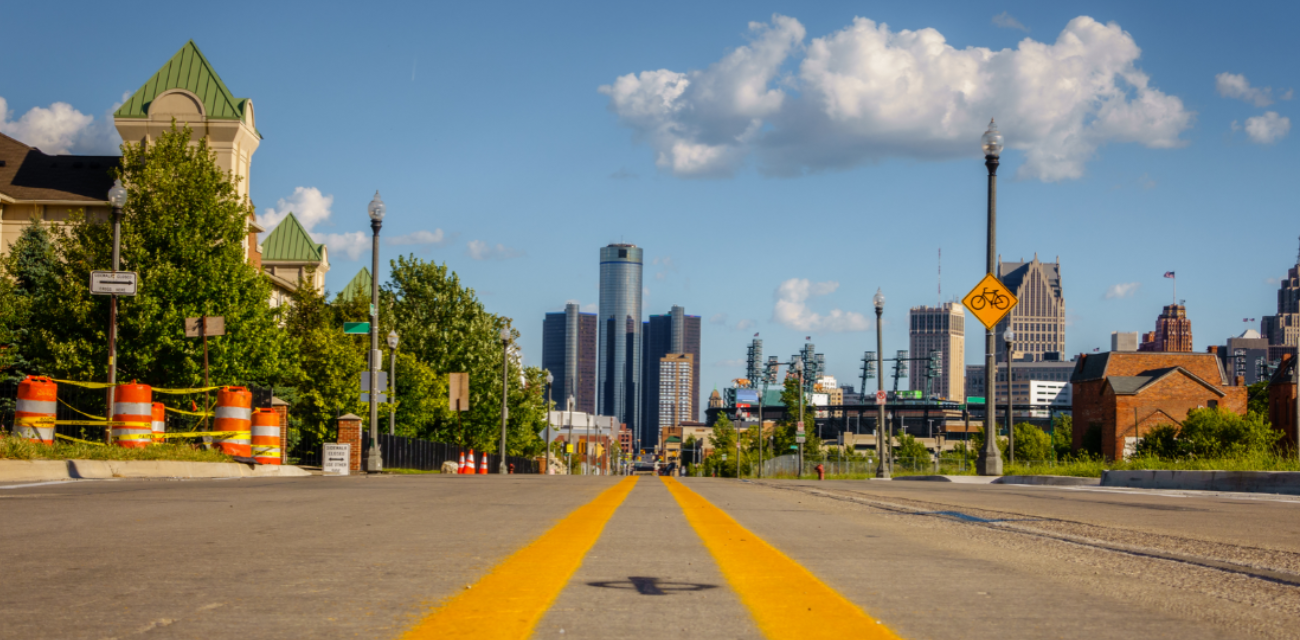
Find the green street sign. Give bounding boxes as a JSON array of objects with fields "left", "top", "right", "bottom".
[
  {"left": 344, "top": 322, "right": 370, "bottom": 335},
  {"left": 966, "top": 396, "right": 985, "bottom": 404},
  {"left": 789, "top": 445, "right": 798, "bottom": 450}
]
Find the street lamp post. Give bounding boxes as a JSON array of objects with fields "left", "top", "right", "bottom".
[
  {"left": 977, "top": 119, "right": 1005, "bottom": 476},
  {"left": 874, "top": 289, "right": 889, "bottom": 479},
  {"left": 1003, "top": 328, "right": 1016, "bottom": 466},
  {"left": 794, "top": 359, "right": 804, "bottom": 477},
  {"left": 366, "top": 192, "right": 385, "bottom": 473},
  {"left": 388, "top": 331, "right": 399, "bottom": 436},
  {"left": 545, "top": 371, "right": 553, "bottom": 475},
  {"left": 105, "top": 179, "right": 128, "bottom": 444},
  {"left": 499, "top": 327, "right": 511, "bottom": 474}
]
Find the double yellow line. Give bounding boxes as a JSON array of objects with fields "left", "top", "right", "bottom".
[{"left": 401, "top": 476, "right": 901, "bottom": 640}]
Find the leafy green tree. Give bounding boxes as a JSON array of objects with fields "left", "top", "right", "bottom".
[
  {"left": 1050, "top": 414, "right": 1074, "bottom": 458},
  {"left": 1247, "top": 381, "right": 1270, "bottom": 416},
  {"left": 282, "top": 281, "right": 364, "bottom": 445},
  {"left": 1136, "top": 408, "right": 1280, "bottom": 459},
  {"left": 774, "top": 375, "right": 822, "bottom": 455},
  {"left": 1011, "top": 422, "right": 1053, "bottom": 463},
  {"left": 0, "top": 218, "right": 59, "bottom": 380},
  {"left": 707, "top": 413, "right": 738, "bottom": 477},
  {"left": 894, "top": 434, "right": 931, "bottom": 470}
]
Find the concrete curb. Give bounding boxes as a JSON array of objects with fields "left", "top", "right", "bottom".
[
  {"left": 994, "top": 475, "right": 1100, "bottom": 486},
  {"left": 893, "top": 475, "right": 997, "bottom": 484},
  {"left": 0, "top": 459, "right": 312, "bottom": 483},
  {"left": 1101, "top": 470, "right": 1300, "bottom": 495}
]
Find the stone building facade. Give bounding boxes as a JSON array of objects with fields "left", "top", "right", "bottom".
[
  {"left": 908, "top": 302, "right": 965, "bottom": 400},
  {"left": 1138, "top": 304, "right": 1193, "bottom": 353},
  {"left": 995, "top": 255, "right": 1065, "bottom": 362}
]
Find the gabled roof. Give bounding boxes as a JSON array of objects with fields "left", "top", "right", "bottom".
[
  {"left": 999, "top": 255, "right": 1061, "bottom": 297},
  {"left": 1105, "top": 367, "right": 1225, "bottom": 397},
  {"left": 260, "top": 213, "right": 323, "bottom": 262},
  {"left": 114, "top": 41, "right": 250, "bottom": 123},
  {"left": 337, "top": 267, "right": 372, "bottom": 303},
  {"left": 0, "top": 132, "right": 119, "bottom": 203}
]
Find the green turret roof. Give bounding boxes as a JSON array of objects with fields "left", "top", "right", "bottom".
[
  {"left": 261, "top": 213, "right": 323, "bottom": 262},
  {"left": 337, "top": 267, "right": 372, "bottom": 303},
  {"left": 115, "top": 41, "right": 252, "bottom": 124}
]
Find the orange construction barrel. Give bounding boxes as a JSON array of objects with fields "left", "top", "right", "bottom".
[
  {"left": 16, "top": 375, "right": 58, "bottom": 445},
  {"left": 112, "top": 383, "right": 153, "bottom": 448},
  {"left": 214, "top": 386, "right": 252, "bottom": 457},
  {"left": 151, "top": 402, "right": 166, "bottom": 445},
  {"left": 250, "top": 409, "right": 281, "bottom": 465}
]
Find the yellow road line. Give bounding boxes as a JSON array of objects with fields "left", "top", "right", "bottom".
[
  {"left": 401, "top": 476, "right": 638, "bottom": 640},
  {"left": 661, "top": 477, "right": 902, "bottom": 640}
]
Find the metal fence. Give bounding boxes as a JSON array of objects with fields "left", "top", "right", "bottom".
[{"left": 289, "top": 433, "right": 540, "bottom": 474}]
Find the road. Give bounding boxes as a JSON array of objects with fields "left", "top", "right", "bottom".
[{"left": 2, "top": 474, "right": 1298, "bottom": 639}]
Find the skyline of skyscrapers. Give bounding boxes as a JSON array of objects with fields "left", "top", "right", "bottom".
[
  {"left": 541, "top": 303, "right": 597, "bottom": 414},
  {"left": 597, "top": 244, "right": 643, "bottom": 446},
  {"left": 642, "top": 305, "right": 702, "bottom": 443},
  {"left": 908, "top": 302, "right": 965, "bottom": 400}
]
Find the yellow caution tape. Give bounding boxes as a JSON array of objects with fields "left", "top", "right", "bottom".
[
  {"left": 46, "top": 378, "right": 221, "bottom": 394},
  {"left": 149, "top": 431, "right": 251, "bottom": 439},
  {"left": 153, "top": 386, "right": 221, "bottom": 395},
  {"left": 59, "top": 398, "right": 107, "bottom": 421},
  {"left": 50, "top": 378, "right": 115, "bottom": 389},
  {"left": 17, "top": 417, "right": 151, "bottom": 427},
  {"left": 164, "top": 405, "right": 214, "bottom": 418},
  {"left": 55, "top": 433, "right": 106, "bottom": 446}
]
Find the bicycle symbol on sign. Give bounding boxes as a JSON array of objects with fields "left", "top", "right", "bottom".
[{"left": 968, "top": 287, "right": 1011, "bottom": 311}]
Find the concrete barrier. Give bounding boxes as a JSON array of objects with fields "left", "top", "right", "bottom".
[
  {"left": 1102, "top": 470, "right": 1300, "bottom": 495},
  {"left": 994, "top": 475, "right": 1099, "bottom": 486},
  {"left": 0, "top": 459, "right": 312, "bottom": 483},
  {"left": 893, "top": 475, "right": 997, "bottom": 484}
]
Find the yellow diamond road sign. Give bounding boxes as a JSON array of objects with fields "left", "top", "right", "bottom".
[{"left": 962, "top": 273, "right": 1019, "bottom": 330}]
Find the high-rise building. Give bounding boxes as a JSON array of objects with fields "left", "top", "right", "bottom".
[
  {"left": 909, "top": 303, "right": 966, "bottom": 400},
  {"left": 657, "top": 354, "right": 695, "bottom": 436},
  {"left": 1138, "top": 304, "right": 1193, "bottom": 352},
  {"left": 995, "top": 255, "right": 1066, "bottom": 362},
  {"left": 1111, "top": 332, "right": 1139, "bottom": 352},
  {"left": 642, "top": 305, "right": 702, "bottom": 438},
  {"left": 542, "top": 303, "right": 598, "bottom": 414},
  {"left": 1215, "top": 329, "right": 1270, "bottom": 385},
  {"left": 598, "top": 244, "right": 643, "bottom": 444},
  {"left": 1262, "top": 238, "right": 1300, "bottom": 348}
]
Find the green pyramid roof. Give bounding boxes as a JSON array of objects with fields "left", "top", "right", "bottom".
[
  {"left": 115, "top": 41, "right": 252, "bottom": 125},
  {"left": 261, "top": 213, "right": 323, "bottom": 262},
  {"left": 337, "top": 268, "right": 372, "bottom": 303}
]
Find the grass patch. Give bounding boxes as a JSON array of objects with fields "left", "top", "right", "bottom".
[
  {"left": 384, "top": 468, "right": 441, "bottom": 474},
  {"left": 0, "top": 434, "right": 232, "bottom": 463},
  {"left": 1005, "top": 453, "right": 1300, "bottom": 478}
]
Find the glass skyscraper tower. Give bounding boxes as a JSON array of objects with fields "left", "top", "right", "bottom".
[{"left": 598, "top": 244, "right": 643, "bottom": 449}]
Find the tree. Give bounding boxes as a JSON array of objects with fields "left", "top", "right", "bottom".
[
  {"left": 1011, "top": 422, "right": 1052, "bottom": 463},
  {"left": 0, "top": 219, "right": 59, "bottom": 381},
  {"left": 707, "top": 414, "right": 738, "bottom": 477},
  {"left": 1050, "top": 414, "right": 1074, "bottom": 458},
  {"left": 282, "top": 282, "right": 364, "bottom": 446},
  {"left": 1247, "top": 381, "right": 1270, "bottom": 416},
  {"left": 1136, "top": 408, "right": 1280, "bottom": 459},
  {"left": 894, "top": 434, "right": 931, "bottom": 470},
  {"left": 774, "top": 375, "right": 822, "bottom": 455}
]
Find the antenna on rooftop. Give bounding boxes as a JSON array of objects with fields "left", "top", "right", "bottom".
[{"left": 938, "top": 247, "right": 942, "bottom": 306}]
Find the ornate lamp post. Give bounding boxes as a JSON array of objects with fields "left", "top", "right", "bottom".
[
  {"left": 499, "top": 327, "right": 511, "bottom": 474},
  {"left": 104, "top": 179, "right": 128, "bottom": 442},
  {"left": 977, "top": 120, "right": 1005, "bottom": 476},
  {"left": 365, "top": 192, "right": 385, "bottom": 472},
  {"left": 874, "top": 288, "right": 889, "bottom": 479}
]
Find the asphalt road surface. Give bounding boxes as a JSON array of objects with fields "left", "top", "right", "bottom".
[{"left": 2, "top": 474, "right": 1298, "bottom": 639}]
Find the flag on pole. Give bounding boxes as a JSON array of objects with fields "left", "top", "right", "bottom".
[
  {"left": 754, "top": 332, "right": 759, "bottom": 337},
  {"left": 1163, "top": 271, "right": 1175, "bottom": 278}
]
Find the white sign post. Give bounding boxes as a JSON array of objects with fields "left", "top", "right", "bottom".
[
  {"left": 323, "top": 443, "right": 351, "bottom": 476},
  {"left": 90, "top": 271, "right": 138, "bottom": 296}
]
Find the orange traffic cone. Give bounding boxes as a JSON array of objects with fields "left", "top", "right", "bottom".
[
  {"left": 465, "top": 450, "right": 476, "bottom": 475},
  {"left": 457, "top": 451, "right": 467, "bottom": 474},
  {"left": 478, "top": 454, "right": 489, "bottom": 474}
]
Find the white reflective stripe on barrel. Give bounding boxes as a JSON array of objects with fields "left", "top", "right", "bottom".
[
  {"left": 152, "top": 421, "right": 165, "bottom": 433},
  {"left": 16, "top": 399, "right": 57, "bottom": 413},
  {"left": 251, "top": 426, "right": 279, "bottom": 437},
  {"left": 252, "top": 446, "right": 281, "bottom": 454},
  {"left": 215, "top": 406, "right": 252, "bottom": 421},
  {"left": 113, "top": 402, "right": 153, "bottom": 416}
]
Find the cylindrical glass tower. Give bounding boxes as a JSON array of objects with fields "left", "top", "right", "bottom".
[{"left": 598, "top": 244, "right": 643, "bottom": 451}]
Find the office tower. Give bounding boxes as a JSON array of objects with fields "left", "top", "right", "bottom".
[
  {"left": 909, "top": 303, "right": 966, "bottom": 400},
  {"left": 1138, "top": 304, "right": 1193, "bottom": 352},
  {"left": 996, "top": 254, "right": 1066, "bottom": 362},
  {"left": 542, "top": 303, "right": 597, "bottom": 414},
  {"left": 1262, "top": 237, "right": 1300, "bottom": 348},
  {"left": 642, "top": 305, "right": 702, "bottom": 441},
  {"left": 657, "top": 354, "right": 695, "bottom": 435},
  {"left": 1111, "top": 332, "right": 1139, "bottom": 352},
  {"left": 598, "top": 244, "right": 643, "bottom": 443}
]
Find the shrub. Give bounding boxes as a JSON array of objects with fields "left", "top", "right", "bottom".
[
  {"left": 1011, "top": 422, "right": 1053, "bottom": 463},
  {"left": 1082, "top": 421, "right": 1103, "bottom": 457},
  {"left": 1134, "top": 408, "right": 1281, "bottom": 459}
]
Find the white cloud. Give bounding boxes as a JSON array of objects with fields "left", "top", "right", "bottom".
[
  {"left": 388, "top": 229, "right": 452, "bottom": 248},
  {"left": 735, "top": 319, "right": 756, "bottom": 331},
  {"left": 992, "top": 12, "right": 1029, "bottom": 32},
  {"left": 1215, "top": 72, "right": 1284, "bottom": 107},
  {"left": 311, "top": 231, "right": 369, "bottom": 261},
  {"left": 1104, "top": 282, "right": 1140, "bottom": 299},
  {"left": 1243, "top": 112, "right": 1290, "bottom": 144},
  {"left": 601, "top": 15, "right": 1191, "bottom": 182},
  {"left": 772, "top": 278, "right": 869, "bottom": 332},
  {"left": 467, "top": 240, "right": 524, "bottom": 260},
  {"left": 710, "top": 313, "right": 729, "bottom": 325},
  {"left": 0, "top": 94, "right": 125, "bottom": 155},
  {"left": 257, "top": 186, "right": 335, "bottom": 235}
]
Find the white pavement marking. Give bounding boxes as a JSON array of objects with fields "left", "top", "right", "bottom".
[{"left": 0, "top": 480, "right": 87, "bottom": 490}]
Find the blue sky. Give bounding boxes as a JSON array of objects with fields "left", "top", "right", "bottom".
[{"left": 3, "top": 1, "right": 1297, "bottom": 395}]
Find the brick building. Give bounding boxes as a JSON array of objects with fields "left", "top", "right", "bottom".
[
  {"left": 1070, "top": 351, "right": 1246, "bottom": 460},
  {"left": 1267, "top": 355, "right": 1299, "bottom": 451},
  {"left": 1138, "top": 304, "right": 1193, "bottom": 352}
]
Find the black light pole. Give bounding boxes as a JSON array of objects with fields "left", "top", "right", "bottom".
[
  {"left": 366, "top": 192, "right": 385, "bottom": 472},
  {"left": 499, "top": 328, "right": 511, "bottom": 474},
  {"left": 977, "top": 120, "right": 1005, "bottom": 476},
  {"left": 544, "top": 371, "right": 553, "bottom": 475},
  {"left": 105, "top": 179, "right": 128, "bottom": 444},
  {"left": 388, "top": 331, "right": 399, "bottom": 436},
  {"left": 1004, "top": 328, "right": 1016, "bottom": 466},
  {"left": 874, "top": 288, "right": 889, "bottom": 478}
]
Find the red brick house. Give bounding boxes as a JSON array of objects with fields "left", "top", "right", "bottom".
[
  {"left": 1267, "top": 355, "right": 1298, "bottom": 451},
  {"left": 1070, "top": 352, "right": 1247, "bottom": 460}
]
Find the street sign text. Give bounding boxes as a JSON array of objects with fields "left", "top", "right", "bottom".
[{"left": 90, "top": 271, "right": 138, "bottom": 296}]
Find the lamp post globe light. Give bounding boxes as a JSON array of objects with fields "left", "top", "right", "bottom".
[
  {"left": 545, "top": 370, "right": 553, "bottom": 475},
  {"left": 873, "top": 288, "right": 889, "bottom": 479},
  {"left": 1003, "top": 328, "right": 1016, "bottom": 465},
  {"left": 104, "top": 179, "right": 128, "bottom": 442},
  {"left": 499, "top": 327, "right": 512, "bottom": 474},
  {"left": 977, "top": 119, "right": 1005, "bottom": 476},
  {"left": 387, "top": 331, "right": 399, "bottom": 436},
  {"left": 366, "top": 192, "right": 385, "bottom": 472}
]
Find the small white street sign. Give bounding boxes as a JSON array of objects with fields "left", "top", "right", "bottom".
[
  {"left": 90, "top": 271, "right": 138, "bottom": 296},
  {"left": 876, "top": 390, "right": 887, "bottom": 404},
  {"left": 323, "top": 443, "right": 351, "bottom": 476}
]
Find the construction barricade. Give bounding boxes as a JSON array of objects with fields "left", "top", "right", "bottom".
[
  {"left": 250, "top": 408, "right": 281, "bottom": 465},
  {"left": 112, "top": 383, "right": 153, "bottom": 448},
  {"left": 151, "top": 402, "right": 166, "bottom": 445},
  {"left": 15, "top": 375, "right": 57, "bottom": 445},
  {"left": 213, "top": 386, "right": 252, "bottom": 457}
]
